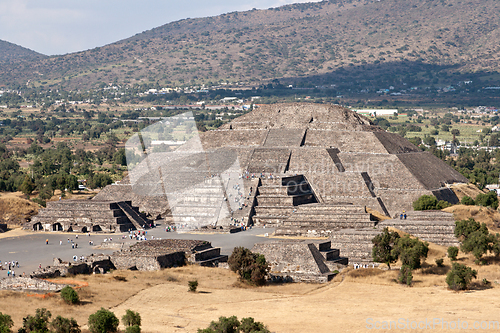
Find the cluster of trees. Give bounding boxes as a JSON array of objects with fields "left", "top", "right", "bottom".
[
  {"left": 460, "top": 191, "right": 499, "bottom": 209},
  {"left": 447, "top": 148, "right": 500, "bottom": 188},
  {"left": 198, "top": 316, "right": 270, "bottom": 333},
  {"left": 0, "top": 140, "right": 125, "bottom": 204},
  {"left": 454, "top": 218, "right": 500, "bottom": 264},
  {"left": 228, "top": 247, "right": 269, "bottom": 286},
  {"left": 371, "top": 227, "right": 487, "bottom": 290},
  {"left": 412, "top": 195, "right": 451, "bottom": 211},
  {"left": 371, "top": 228, "right": 429, "bottom": 285},
  {"left": 0, "top": 307, "right": 142, "bottom": 333}
]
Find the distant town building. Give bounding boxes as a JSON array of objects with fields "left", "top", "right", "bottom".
[{"left": 353, "top": 109, "right": 398, "bottom": 117}]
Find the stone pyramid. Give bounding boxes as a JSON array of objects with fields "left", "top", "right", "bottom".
[{"left": 194, "top": 102, "right": 467, "bottom": 216}]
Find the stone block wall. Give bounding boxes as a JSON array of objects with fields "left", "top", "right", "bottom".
[{"left": 0, "top": 277, "right": 65, "bottom": 292}]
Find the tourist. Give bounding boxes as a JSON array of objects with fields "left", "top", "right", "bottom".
[
  {"left": 45, "top": 239, "right": 49, "bottom": 245},
  {"left": 60, "top": 240, "right": 62, "bottom": 245}
]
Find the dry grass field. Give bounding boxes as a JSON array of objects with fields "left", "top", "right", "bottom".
[
  {"left": 1, "top": 203, "right": 499, "bottom": 332},
  {"left": 1, "top": 246, "right": 499, "bottom": 333}
]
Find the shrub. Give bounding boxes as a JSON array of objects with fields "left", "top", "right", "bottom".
[
  {"left": 435, "top": 258, "right": 444, "bottom": 267},
  {"left": 371, "top": 227, "right": 400, "bottom": 269},
  {"left": 88, "top": 308, "right": 119, "bottom": 333},
  {"left": 121, "top": 310, "right": 141, "bottom": 328},
  {"left": 51, "top": 315, "right": 81, "bottom": 333},
  {"left": 475, "top": 191, "right": 499, "bottom": 209},
  {"left": 125, "top": 326, "right": 141, "bottom": 333},
  {"left": 197, "top": 316, "right": 270, "bottom": 333},
  {"left": 461, "top": 196, "right": 475, "bottom": 205},
  {"left": 397, "top": 265, "right": 413, "bottom": 286},
  {"left": 19, "top": 308, "right": 51, "bottom": 333},
  {"left": 228, "top": 247, "right": 269, "bottom": 286},
  {"left": 454, "top": 218, "right": 483, "bottom": 239},
  {"left": 0, "top": 312, "right": 13, "bottom": 333},
  {"left": 413, "top": 195, "right": 438, "bottom": 210},
  {"left": 188, "top": 280, "right": 198, "bottom": 292},
  {"left": 60, "top": 286, "right": 79, "bottom": 304},
  {"left": 447, "top": 246, "right": 459, "bottom": 261},
  {"left": 239, "top": 317, "right": 270, "bottom": 333},
  {"left": 394, "top": 235, "right": 429, "bottom": 270},
  {"left": 455, "top": 218, "right": 499, "bottom": 262},
  {"left": 436, "top": 200, "right": 452, "bottom": 209},
  {"left": 446, "top": 263, "right": 477, "bottom": 290}
]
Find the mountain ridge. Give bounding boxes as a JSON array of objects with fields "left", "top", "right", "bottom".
[
  {"left": 1, "top": 0, "right": 499, "bottom": 90},
  {"left": 0, "top": 39, "right": 47, "bottom": 63}
]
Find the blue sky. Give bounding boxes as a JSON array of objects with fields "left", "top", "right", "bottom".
[{"left": 0, "top": 0, "right": 318, "bottom": 56}]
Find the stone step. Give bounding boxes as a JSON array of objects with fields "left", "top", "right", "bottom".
[
  {"left": 281, "top": 221, "right": 376, "bottom": 228},
  {"left": 285, "top": 213, "right": 374, "bottom": 221},
  {"left": 196, "top": 255, "right": 229, "bottom": 267},
  {"left": 193, "top": 247, "right": 221, "bottom": 261},
  {"left": 321, "top": 249, "right": 340, "bottom": 260},
  {"left": 253, "top": 216, "right": 283, "bottom": 225},
  {"left": 257, "top": 196, "right": 294, "bottom": 206},
  {"left": 254, "top": 206, "right": 295, "bottom": 216}
]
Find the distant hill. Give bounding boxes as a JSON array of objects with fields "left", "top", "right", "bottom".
[
  {"left": 1, "top": 0, "right": 499, "bottom": 89},
  {"left": 0, "top": 39, "right": 46, "bottom": 62}
]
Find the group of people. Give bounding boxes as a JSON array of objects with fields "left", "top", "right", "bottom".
[
  {"left": 165, "top": 225, "right": 177, "bottom": 232},
  {"left": 59, "top": 238, "right": 79, "bottom": 249},
  {"left": 1, "top": 261, "right": 23, "bottom": 277},
  {"left": 399, "top": 211, "right": 408, "bottom": 220},
  {"left": 353, "top": 263, "right": 376, "bottom": 269}
]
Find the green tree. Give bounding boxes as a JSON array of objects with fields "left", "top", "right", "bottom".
[
  {"left": 395, "top": 235, "right": 429, "bottom": 269},
  {"left": 397, "top": 265, "right": 413, "bottom": 286},
  {"left": 188, "top": 280, "right": 198, "bottom": 292},
  {"left": 121, "top": 310, "right": 141, "bottom": 328},
  {"left": 412, "top": 195, "right": 438, "bottom": 210},
  {"left": 0, "top": 312, "right": 13, "bottom": 333},
  {"left": 446, "top": 263, "right": 477, "bottom": 291},
  {"left": 19, "top": 175, "right": 35, "bottom": 197},
  {"left": 51, "top": 316, "right": 81, "bottom": 333},
  {"left": 454, "top": 218, "right": 483, "bottom": 239},
  {"left": 113, "top": 149, "right": 127, "bottom": 166},
  {"left": 88, "top": 308, "right": 119, "bottom": 333},
  {"left": 447, "top": 246, "right": 459, "bottom": 261},
  {"left": 371, "top": 228, "right": 400, "bottom": 269},
  {"left": 197, "top": 316, "right": 270, "bottom": 333},
  {"left": 60, "top": 286, "right": 79, "bottom": 304},
  {"left": 460, "top": 196, "right": 475, "bottom": 205},
  {"left": 239, "top": 317, "right": 271, "bottom": 333},
  {"left": 228, "top": 247, "right": 269, "bottom": 286},
  {"left": 455, "top": 218, "right": 498, "bottom": 263},
  {"left": 19, "top": 308, "right": 51, "bottom": 333},
  {"left": 475, "top": 191, "right": 498, "bottom": 209},
  {"left": 125, "top": 326, "right": 141, "bottom": 333}
]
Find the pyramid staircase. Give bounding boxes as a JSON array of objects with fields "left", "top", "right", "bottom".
[
  {"left": 252, "top": 175, "right": 317, "bottom": 227},
  {"left": 168, "top": 177, "right": 231, "bottom": 229},
  {"left": 378, "top": 210, "right": 460, "bottom": 247},
  {"left": 275, "top": 203, "right": 376, "bottom": 237}
]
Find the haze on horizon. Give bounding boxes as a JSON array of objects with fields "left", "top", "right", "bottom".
[{"left": 0, "top": 0, "right": 321, "bottom": 56}]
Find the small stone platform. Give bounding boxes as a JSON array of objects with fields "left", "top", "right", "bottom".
[{"left": 252, "top": 240, "right": 347, "bottom": 283}]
